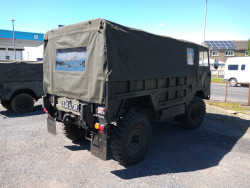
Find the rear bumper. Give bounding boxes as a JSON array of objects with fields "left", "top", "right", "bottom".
[
  {"left": 43, "top": 93, "right": 108, "bottom": 161},
  {"left": 42, "top": 94, "right": 106, "bottom": 130}
]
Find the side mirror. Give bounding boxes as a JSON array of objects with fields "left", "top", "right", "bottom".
[{"left": 214, "top": 59, "right": 219, "bottom": 70}]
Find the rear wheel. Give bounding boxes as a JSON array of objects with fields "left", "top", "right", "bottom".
[
  {"left": 111, "top": 112, "right": 151, "bottom": 165},
  {"left": 62, "top": 122, "right": 86, "bottom": 141},
  {"left": 229, "top": 78, "right": 237, "bottom": 87},
  {"left": 11, "top": 93, "right": 34, "bottom": 114},
  {"left": 182, "top": 97, "right": 206, "bottom": 130},
  {"left": 1, "top": 100, "right": 12, "bottom": 110}
]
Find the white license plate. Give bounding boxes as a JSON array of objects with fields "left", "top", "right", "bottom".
[{"left": 61, "top": 100, "right": 79, "bottom": 112}]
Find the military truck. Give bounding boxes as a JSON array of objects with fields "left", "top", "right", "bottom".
[
  {"left": 0, "top": 60, "right": 43, "bottom": 113},
  {"left": 43, "top": 18, "right": 211, "bottom": 165}
]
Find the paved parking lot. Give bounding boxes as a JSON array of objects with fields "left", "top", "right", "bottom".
[{"left": 0, "top": 100, "right": 250, "bottom": 188}]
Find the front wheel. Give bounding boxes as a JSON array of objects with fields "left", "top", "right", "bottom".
[
  {"left": 182, "top": 97, "right": 206, "bottom": 130},
  {"left": 111, "top": 112, "right": 151, "bottom": 165},
  {"left": 229, "top": 78, "right": 237, "bottom": 87}
]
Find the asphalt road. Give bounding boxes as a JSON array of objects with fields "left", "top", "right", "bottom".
[
  {"left": 0, "top": 100, "right": 250, "bottom": 188},
  {"left": 211, "top": 83, "right": 249, "bottom": 103}
]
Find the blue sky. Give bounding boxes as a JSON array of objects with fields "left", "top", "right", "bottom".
[{"left": 1, "top": 0, "right": 249, "bottom": 44}]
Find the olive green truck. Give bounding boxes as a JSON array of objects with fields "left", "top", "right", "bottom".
[
  {"left": 0, "top": 60, "right": 43, "bottom": 113},
  {"left": 43, "top": 19, "right": 211, "bottom": 165}
]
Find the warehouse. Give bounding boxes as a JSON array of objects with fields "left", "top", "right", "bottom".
[{"left": 0, "top": 29, "right": 43, "bottom": 60}]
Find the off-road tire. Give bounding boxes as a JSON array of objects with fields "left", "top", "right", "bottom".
[
  {"left": 11, "top": 93, "right": 34, "bottom": 114},
  {"left": 111, "top": 112, "right": 151, "bottom": 165},
  {"left": 62, "top": 122, "right": 86, "bottom": 141},
  {"left": 229, "top": 78, "right": 237, "bottom": 87},
  {"left": 1, "top": 100, "right": 12, "bottom": 110},
  {"left": 182, "top": 97, "right": 206, "bottom": 130}
]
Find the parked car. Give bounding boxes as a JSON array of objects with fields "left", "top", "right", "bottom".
[{"left": 224, "top": 57, "right": 250, "bottom": 87}]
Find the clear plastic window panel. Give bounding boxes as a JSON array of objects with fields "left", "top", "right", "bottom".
[
  {"left": 199, "top": 51, "right": 209, "bottom": 66},
  {"left": 55, "top": 47, "right": 87, "bottom": 72}
]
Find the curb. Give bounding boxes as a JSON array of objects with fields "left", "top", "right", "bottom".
[{"left": 206, "top": 103, "right": 250, "bottom": 120}]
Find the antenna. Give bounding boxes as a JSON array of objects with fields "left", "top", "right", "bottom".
[
  {"left": 203, "top": 0, "right": 207, "bottom": 44},
  {"left": 9, "top": 19, "right": 16, "bottom": 60}
]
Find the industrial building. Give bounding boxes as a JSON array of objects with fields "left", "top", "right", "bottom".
[{"left": 0, "top": 29, "right": 44, "bottom": 60}]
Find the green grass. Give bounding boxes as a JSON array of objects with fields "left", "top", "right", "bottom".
[
  {"left": 208, "top": 101, "right": 250, "bottom": 112},
  {"left": 211, "top": 77, "right": 224, "bottom": 83}
]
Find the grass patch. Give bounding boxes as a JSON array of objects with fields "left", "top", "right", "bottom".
[
  {"left": 211, "top": 77, "right": 224, "bottom": 83},
  {"left": 208, "top": 101, "right": 250, "bottom": 112}
]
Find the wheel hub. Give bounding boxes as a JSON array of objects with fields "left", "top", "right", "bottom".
[
  {"left": 18, "top": 98, "right": 29, "bottom": 108},
  {"left": 128, "top": 127, "right": 144, "bottom": 151}
]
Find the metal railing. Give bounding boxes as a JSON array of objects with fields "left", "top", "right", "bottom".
[
  {"left": 210, "top": 82, "right": 250, "bottom": 105},
  {"left": 211, "top": 70, "right": 225, "bottom": 78}
]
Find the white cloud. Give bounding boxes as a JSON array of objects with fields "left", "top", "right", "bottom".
[{"left": 159, "top": 23, "right": 165, "bottom": 26}]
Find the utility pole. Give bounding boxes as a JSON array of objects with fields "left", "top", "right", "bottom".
[
  {"left": 9, "top": 19, "right": 16, "bottom": 60},
  {"left": 203, "top": 0, "right": 207, "bottom": 44}
]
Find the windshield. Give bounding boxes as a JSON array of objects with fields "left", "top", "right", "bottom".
[{"left": 199, "top": 51, "right": 209, "bottom": 67}]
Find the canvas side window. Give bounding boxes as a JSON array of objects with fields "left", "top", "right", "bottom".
[
  {"left": 228, "top": 65, "right": 238, "bottom": 70},
  {"left": 187, "top": 48, "right": 194, "bottom": 65},
  {"left": 55, "top": 47, "right": 87, "bottom": 72},
  {"left": 241, "top": 64, "right": 246, "bottom": 71},
  {"left": 199, "top": 51, "right": 209, "bottom": 66}
]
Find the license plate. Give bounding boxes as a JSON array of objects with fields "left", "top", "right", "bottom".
[{"left": 61, "top": 99, "right": 79, "bottom": 112}]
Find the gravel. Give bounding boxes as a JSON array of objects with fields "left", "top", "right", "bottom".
[{"left": 0, "top": 99, "right": 249, "bottom": 188}]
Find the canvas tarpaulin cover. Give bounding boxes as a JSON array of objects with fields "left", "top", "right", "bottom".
[
  {"left": 0, "top": 61, "right": 43, "bottom": 83},
  {"left": 43, "top": 18, "right": 207, "bottom": 104}
]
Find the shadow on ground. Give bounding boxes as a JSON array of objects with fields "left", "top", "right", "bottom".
[
  {"left": 65, "top": 140, "right": 90, "bottom": 151},
  {"left": 110, "top": 113, "right": 249, "bottom": 179},
  {"left": 0, "top": 104, "right": 45, "bottom": 118},
  {"left": 65, "top": 137, "right": 115, "bottom": 160},
  {"left": 55, "top": 111, "right": 249, "bottom": 179}
]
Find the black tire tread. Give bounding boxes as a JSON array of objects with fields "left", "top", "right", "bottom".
[
  {"left": 1, "top": 100, "right": 12, "bottom": 110},
  {"left": 62, "top": 122, "right": 86, "bottom": 141},
  {"left": 111, "top": 112, "right": 151, "bottom": 165},
  {"left": 182, "top": 97, "right": 206, "bottom": 130}
]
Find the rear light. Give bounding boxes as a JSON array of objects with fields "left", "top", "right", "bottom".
[
  {"left": 94, "top": 123, "right": 100, "bottom": 130},
  {"left": 94, "top": 123, "right": 105, "bottom": 133},
  {"left": 98, "top": 124, "right": 105, "bottom": 133},
  {"left": 99, "top": 124, "right": 104, "bottom": 131},
  {"left": 43, "top": 108, "right": 48, "bottom": 113}
]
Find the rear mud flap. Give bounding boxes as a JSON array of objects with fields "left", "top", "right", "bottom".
[
  {"left": 47, "top": 116, "right": 56, "bottom": 135},
  {"left": 91, "top": 131, "right": 107, "bottom": 160}
]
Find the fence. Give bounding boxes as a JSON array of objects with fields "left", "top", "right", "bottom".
[
  {"left": 211, "top": 69, "right": 225, "bottom": 78},
  {"left": 210, "top": 82, "right": 250, "bottom": 105}
]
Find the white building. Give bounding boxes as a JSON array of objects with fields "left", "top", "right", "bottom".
[{"left": 0, "top": 29, "right": 44, "bottom": 61}]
